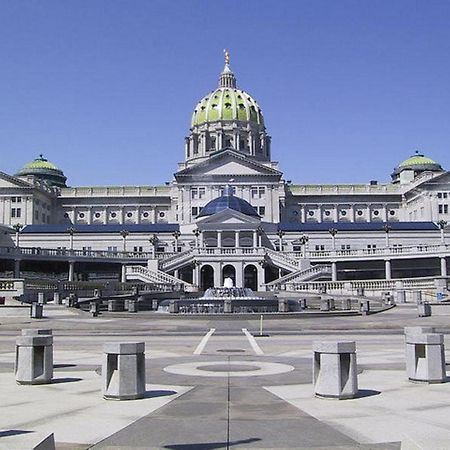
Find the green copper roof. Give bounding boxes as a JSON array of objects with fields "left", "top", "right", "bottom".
[
  {"left": 399, "top": 154, "right": 439, "bottom": 168},
  {"left": 16, "top": 154, "right": 67, "bottom": 188},
  {"left": 192, "top": 87, "right": 264, "bottom": 127}
]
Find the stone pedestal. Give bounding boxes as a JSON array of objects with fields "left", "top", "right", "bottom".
[
  {"left": 90, "top": 301, "right": 100, "bottom": 317},
  {"left": 404, "top": 326, "right": 435, "bottom": 336},
  {"left": 328, "top": 298, "right": 335, "bottom": 310},
  {"left": 313, "top": 341, "right": 358, "bottom": 399},
  {"left": 396, "top": 290, "right": 406, "bottom": 304},
  {"left": 383, "top": 293, "right": 394, "bottom": 305},
  {"left": 411, "top": 291, "right": 422, "bottom": 305},
  {"left": 31, "top": 303, "right": 43, "bottom": 319},
  {"left": 320, "top": 299, "right": 330, "bottom": 311},
  {"left": 300, "top": 298, "right": 307, "bottom": 309},
  {"left": 68, "top": 293, "right": 78, "bottom": 307},
  {"left": 53, "top": 292, "right": 62, "bottom": 305},
  {"left": 108, "top": 299, "right": 125, "bottom": 312},
  {"left": 128, "top": 299, "right": 138, "bottom": 313},
  {"left": 356, "top": 287, "right": 364, "bottom": 297},
  {"left": 169, "top": 300, "right": 179, "bottom": 314},
  {"left": 223, "top": 299, "right": 232, "bottom": 313},
  {"left": 22, "top": 329, "right": 52, "bottom": 336},
  {"left": 37, "top": 292, "right": 45, "bottom": 305},
  {"left": 418, "top": 303, "right": 431, "bottom": 317},
  {"left": 341, "top": 299, "right": 352, "bottom": 310},
  {"left": 360, "top": 300, "right": 370, "bottom": 315},
  {"left": 103, "top": 342, "right": 146, "bottom": 400},
  {"left": 405, "top": 333, "right": 446, "bottom": 383},
  {"left": 278, "top": 298, "right": 288, "bottom": 313},
  {"left": 152, "top": 299, "right": 159, "bottom": 310},
  {"left": 15, "top": 335, "right": 53, "bottom": 385}
]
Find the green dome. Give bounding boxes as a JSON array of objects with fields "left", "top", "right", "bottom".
[
  {"left": 191, "top": 87, "right": 264, "bottom": 127},
  {"left": 399, "top": 154, "right": 440, "bottom": 168},
  {"left": 16, "top": 154, "right": 67, "bottom": 188}
]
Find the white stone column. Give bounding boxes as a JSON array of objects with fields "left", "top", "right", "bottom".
[
  {"left": 350, "top": 205, "right": 355, "bottom": 223},
  {"left": 253, "top": 230, "right": 258, "bottom": 248},
  {"left": 217, "top": 231, "right": 222, "bottom": 248},
  {"left": 385, "top": 260, "right": 392, "bottom": 280},
  {"left": 68, "top": 261, "right": 75, "bottom": 282},
  {"left": 121, "top": 265, "right": 127, "bottom": 283},
  {"left": 213, "top": 263, "right": 221, "bottom": 287},
  {"left": 441, "top": 257, "right": 447, "bottom": 277},
  {"left": 366, "top": 205, "right": 371, "bottom": 222},
  {"left": 235, "top": 231, "right": 239, "bottom": 248},
  {"left": 331, "top": 262, "right": 337, "bottom": 282},
  {"left": 257, "top": 264, "right": 265, "bottom": 288},
  {"left": 334, "top": 205, "right": 338, "bottom": 222},
  {"left": 235, "top": 262, "right": 243, "bottom": 288}
]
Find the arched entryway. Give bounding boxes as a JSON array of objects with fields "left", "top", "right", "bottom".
[
  {"left": 222, "top": 264, "right": 236, "bottom": 286},
  {"left": 200, "top": 265, "right": 214, "bottom": 290},
  {"left": 244, "top": 264, "right": 258, "bottom": 291}
]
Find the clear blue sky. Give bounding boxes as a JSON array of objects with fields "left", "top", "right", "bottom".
[{"left": 1, "top": 0, "right": 450, "bottom": 186}]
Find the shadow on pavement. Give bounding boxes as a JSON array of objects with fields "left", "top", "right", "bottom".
[
  {"left": 0, "top": 429, "right": 33, "bottom": 437},
  {"left": 144, "top": 390, "right": 177, "bottom": 399},
  {"left": 164, "top": 437, "right": 261, "bottom": 449}
]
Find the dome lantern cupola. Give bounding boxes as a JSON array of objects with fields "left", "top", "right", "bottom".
[
  {"left": 186, "top": 51, "right": 271, "bottom": 165},
  {"left": 391, "top": 151, "right": 444, "bottom": 184},
  {"left": 15, "top": 154, "right": 67, "bottom": 188}
]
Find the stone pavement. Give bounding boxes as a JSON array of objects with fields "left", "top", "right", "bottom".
[{"left": 0, "top": 303, "right": 449, "bottom": 449}]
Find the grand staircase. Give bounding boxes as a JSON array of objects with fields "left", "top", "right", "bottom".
[
  {"left": 265, "top": 264, "right": 332, "bottom": 287},
  {"left": 264, "top": 248, "right": 300, "bottom": 272},
  {"left": 158, "top": 249, "right": 194, "bottom": 272},
  {"left": 125, "top": 265, "right": 195, "bottom": 290}
]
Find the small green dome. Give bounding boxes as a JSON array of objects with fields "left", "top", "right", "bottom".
[
  {"left": 191, "top": 87, "right": 264, "bottom": 127},
  {"left": 399, "top": 154, "right": 440, "bottom": 168},
  {"left": 16, "top": 154, "right": 67, "bottom": 188}
]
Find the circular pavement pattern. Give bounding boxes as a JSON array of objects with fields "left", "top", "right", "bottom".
[{"left": 163, "top": 360, "right": 295, "bottom": 377}]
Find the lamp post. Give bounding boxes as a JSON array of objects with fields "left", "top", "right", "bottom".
[
  {"left": 66, "top": 226, "right": 76, "bottom": 251},
  {"left": 276, "top": 230, "right": 285, "bottom": 252},
  {"left": 172, "top": 230, "right": 181, "bottom": 252},
  {"left": 193, "top": 229, "right": 201, "bottom": 248},
  {"left": 383, "top": 224, "right": 392, "bottom": 248},
  {"left": 13, "top": 223, "right": 23, "bottom": 248},
  {"left": 438, "top": 220, "right": 447, "bottom": 244},
  {"left": 149, "top": 234, "right": 158, "bottom": 258},
  {"left": 120, "top": 230, "right": 129, "bottom": 252},
  {"left": 299, "top": 234, "right": 309, "bottom": 257},
  {"left": 328, "top": 228, "right": 338, "bottom": 250}
]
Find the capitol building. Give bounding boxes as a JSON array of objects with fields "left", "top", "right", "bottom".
[{"left": 0, "top": 55, "right": 449, "bottom": 292}]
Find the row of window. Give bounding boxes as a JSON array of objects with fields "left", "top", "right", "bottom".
[
  {"left": 191, "top": 205, "right": 265, "bottom": 217},
  {"left": 437, "top": 192, "right": 449, "bottom": 199},
  {"left": 64, "top": 211, "right": 166, "bottom": 219},
  {"left": 190, "top": 186, "right": 266, "bottom": 200},
  {"left": 438, "top": 204, "right": 449, "bottom": 214},
  {"left": 301, "top": 209, "right": 396, "bottom": 217}
]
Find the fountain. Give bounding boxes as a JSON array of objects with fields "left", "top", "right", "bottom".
[{"left": 157, "top": 278, "right": 278, "bottom": 314}]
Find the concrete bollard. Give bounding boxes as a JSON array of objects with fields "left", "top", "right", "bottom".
[
  {"left": 31, "top": 303, "right": 43, "bottom": 319},
  {"left": 53, "top": 292, "right": 62, "bottom": 305},
  {"left": 94, "top": 289, "right": 101, "bottom": 298},
  {"left": 328, "top": 298, "right": 335, "bottom": 310},
  {"left": 22, "top": 329, "right": 52, "bottom": 336},
  {"left": 384, "top": 293, "right": 394, "bottom": 305},
  {"left": 320, "top": 299, "right": 330, "bottom": 311},
  {"left": 278, "top": 298, "right": 288, "bottom": 313},
  {"left": 404, "top": 326, "right": 435, "bottom": 336},
  {"left": 411, "top": 290, "right": 423, "bottom": 305},
  {"left": 152, "top": 299, "right": 159, "bottom": 310},
  {"left": 128, "top": 299, "right": 138, "bottom": 313},
  {"left": 405, "top": 332, "right": 446, "bottom": 383},
  {"left": 313, "top": 341, "right": 358, "bottom": 399},
  {"left": 418, "top": 303, "right": 431, "bottom": 317},
  {"left": 300, "top": 298, "right": 307, "bottom": 309},
  {"left": 37, "top": 292, "right": 45, "bottom": 305},
  {"left": 223, "top": 298, "right": 232, "bottom": 313},
  {"left": 341, "top": 299, "right": 352, "bottom": 310},
  {"left": 108, "top": 299, "right": 125, "bottom": 312},
  {"left": 103, "top": 342, "right": 146, "bottom": 400},
  {"left": 169, "top": 299, "right": 179, "bottom": 314},
  {"left": 90, "top": 301, "right": 100, "bottom": 317},
  {"left": 15, "top": 335, "right": 53, "bottom": 385},
  {"left": 360, "top": 300, "right": 370, "bottom": 315},
  {"left": 396, "top": 290, "right": 406, "bottom": 304},
  {"left": 68, "top": 293, "right": 78, "bottom": 307}
]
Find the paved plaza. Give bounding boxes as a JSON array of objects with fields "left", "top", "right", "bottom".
[{"left": 1, "top": 304, "right": 450, "bottom": 449}]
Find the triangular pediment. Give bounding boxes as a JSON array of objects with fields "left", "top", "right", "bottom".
[
  {"left": 0, "top": 172, "right": 32, "bottom": 188},
  {"left": 175, "top": 149, "right": 282, "bottom": 180},
  {"left": 197, "top": 208, "right": 261, "bottom": 227}
]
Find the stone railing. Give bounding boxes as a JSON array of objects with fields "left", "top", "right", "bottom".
[
  {"left": 125, "top": 265, "right": 192, "bottom": 288},
  {"left": 264, "top": 248, "right": 299, "bottom": 269},
  {"left": 266, "top": 264, "right": 332, "bottom": 286}
]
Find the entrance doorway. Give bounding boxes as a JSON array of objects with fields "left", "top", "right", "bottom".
[
  {"left": 244, "top": 264, "right": 258, "bottom": 291},
  {"left": 222, "top": 264, "right": 236, "bottom": 286},
  {"left": 200, "top": 265, "right": 214, "bottom": 290}
]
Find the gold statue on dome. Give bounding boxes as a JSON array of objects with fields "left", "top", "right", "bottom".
[{"left": 224, "top": 49, "right": 230, "bottom": 65}]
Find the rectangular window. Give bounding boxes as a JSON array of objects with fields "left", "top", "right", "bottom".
[
  {"left": 191, "top": 207, "right": 199, "bottom": 217},
  {"left": 35, "top": 210, "right": 39, "bottom": 220},
  {"left": 251, "top": 186, "right": 266, "bottom": 199},
  {"left": 16, "top": 208, "right": 21, "bottom": 218},
  {"left": 315, "top": 245, "right": 325, "bottom": 251},
  {"left": 439, "top": 205, "right": 443, "bottom": 214},
  {"left": 107, "top": 246, "right": 118, "bottom": 252},
  {"left": 438, "top": 193, "right": 443, "bottom": 199},
  {"left": 258, "top": 206, "right": 265, "bottom": 216},
  {"left": 11, "top": 208, "right": 16, "bottom": 218},
  {"left": 340, "top": 244, "right": 351, "bottom": 250},
  {"left": 11, "top": 197, "right": 16, "bottom": 203},
  {"left": 444, "top": 193, "right": 448, "bottom": 199},
  {"left": 198, "top": 187, "right": 206, "bottom": 199},
  {"left": 445, "top": 205, "right": 449, "bottom": 214},
  {"left": 133, "top": 246, "right": 143, "bottom": 253},
  {"left": 191, "top": 188, "right": 198, "bottom": 199}
]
